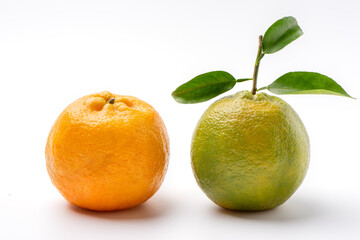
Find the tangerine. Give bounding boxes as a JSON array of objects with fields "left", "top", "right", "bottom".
[
  {"left": 191, "top": 91, "right": 309, "bottom": 210},
  {"left": 45, "top": 91, "right": 169, "bottom": 211}
]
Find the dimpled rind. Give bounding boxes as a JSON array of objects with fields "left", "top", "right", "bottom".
[
  {"left": 45, "top": 91, "right": 169, "bottom": 211},
  {"left": 191, "top": 90, "right": 310, "bottom": 211}
]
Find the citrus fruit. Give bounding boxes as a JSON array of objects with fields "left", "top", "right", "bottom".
[
  {"left": 45, "top": 91, "right": 169, "bottom": 211},
  {"left": 191, "top": 90, "right": 310, "bottom": 211}
]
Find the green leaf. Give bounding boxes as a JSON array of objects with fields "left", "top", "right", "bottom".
[
  {"left": 262, "top": 16, "right": 303, "bottom": 54},
  {"left": 172, "top": 71, "right": 237, "bottom": 103},
  {"left": 260, "top": 72, "right": 354, "bottom": 98}
]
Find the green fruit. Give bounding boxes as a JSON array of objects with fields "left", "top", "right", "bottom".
[{"left": 191, "top": 90, "right": 310, "bottom": 211}]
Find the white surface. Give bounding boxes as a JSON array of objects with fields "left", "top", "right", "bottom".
[{"left": 1, "top": 0, "right": 360, "bottom": 239}]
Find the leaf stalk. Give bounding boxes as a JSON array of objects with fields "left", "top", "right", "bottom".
[{"left": 236, "top": 78, "right": 252, "bottom": 82}]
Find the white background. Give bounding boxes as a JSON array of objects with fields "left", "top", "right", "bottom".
[{"left": 1, "top": 0, "right": 360, "bottom": 239}]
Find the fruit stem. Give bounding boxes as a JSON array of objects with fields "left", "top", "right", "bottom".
[
  {"left": 108, "top": 97, "right": 115, "bottom": 104},
  {"left": 251, "top": 35, "right": 264, "bottom": 95}
]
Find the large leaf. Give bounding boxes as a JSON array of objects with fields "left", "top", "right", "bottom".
[
  {"left": 260, "top": 72, "right": 354, "bottom": 98},
  {"left": 262, "top": 16, "right": 303, "bottom": 54},
  {"left": 172, "top": 71, "right": 236, "bottom": 103}
]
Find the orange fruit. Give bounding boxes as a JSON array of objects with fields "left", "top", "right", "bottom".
[
  {"left": 45, "top": 91, "right": 169, "bottom": 211},
  {"left": 191, "top": 91, "right": 309, "bottom": 211}
]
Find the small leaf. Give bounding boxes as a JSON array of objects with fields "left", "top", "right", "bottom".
[
  {"left": 261, "top": 72, "right": 354, "bottom": 98},
  {"left": 262, "top": 16, "right": 303, "bottom": 54},
  {"left": 172, "top": 71, "right": 236, "bottom": 103}
]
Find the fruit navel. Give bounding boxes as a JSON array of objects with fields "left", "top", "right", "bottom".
[{"left": 108, "top": 97, "right": 115, "bottom": 104}]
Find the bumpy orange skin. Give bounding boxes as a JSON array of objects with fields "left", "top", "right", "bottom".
[{"left": 45, "top": 91, "right": 169, "bottom": 211}]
